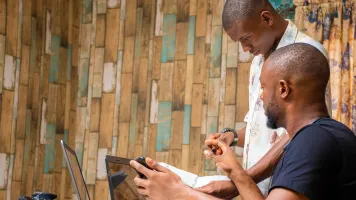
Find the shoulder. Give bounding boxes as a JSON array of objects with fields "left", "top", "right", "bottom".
[{"left": 295, "top": 31, "right": 329, "bottom": 60}]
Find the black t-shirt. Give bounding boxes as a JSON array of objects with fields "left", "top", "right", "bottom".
[{"left": 269, "top": 117, "right": 356, "bottom": 200}]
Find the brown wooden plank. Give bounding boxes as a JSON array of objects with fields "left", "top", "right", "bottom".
[
  {"left": 163, "top": 0, "right": 177, "bottom": 14},
  {"left": 72, "top": 0, "right": 80, "bottom": 27},
  {"left": 175, "top": 23, "right": 188, "bottom": 60},
  {"left": 177, "top": 0, "right": 189, "bottom": 22},
  {"left": 181, "top": 144, "right": 189, "bottom": 171},
  {"left": 138, "top": 57, "right": 148, "bottom": 103},
  {"left": 47, "top": 84, "right": 58, "bottom": 124},
  {"left": 95, "top": 180, "right": 109, "bottom": 200},
  {"left": 70, "top": 66, "right": 78, "bottom": 111},
  {"left": 105, "top": 8, "right": 120, "bottom": 62},
  {"left": 86, "top": 132, "right": 99, "bottom": 184},
  {"left": 218, "top": 102, "right": 224, "bottom": 133},
  {"left": 59, "top": 47, "right": 68, "bottom": 84},
  {"left": 99, "top": 93, "right": 115, "bottom": 148},
  {"left": 225, "top": 68, "right": 237, "bottom": 105},
  {"left": 140, "top": 1, "right": 151, "bottom": 58},
  {"left": 236, "top": 63, "right": 250, "bottom": 121},
  {"left": 0, "top": 0, "right": 6, "bottom": 35},
  {"left": 56, "top": 84, "right": 66, "bottom": 133},
  {"left": 20, "top": 45, "right": 30, "bottom": 86},
  {"left": 0, "top": 90, "right": 14, "bottom": 153},
  {"left": 147, "top": 124, "right": 157, "bottom": 159},
  {"left": 95, "top": 14, "right": 106, "bottom": 47},
  {"left": 42, "top": 54, "right": 50, "bottom": 100},
  {"left": 207, "top": 78, "right": 220, "bottom": 117},
  {"left": 22, "top": 0, "right": 32, "bottom": 46},
  {"left": 158, "top": 63, "right": 173, "bottom": 101},
  {"left": 6, "top": 0, "right": 19, "bottom": 56},
  {"left": 168, "top": 149, "right": 182, "bottom": 168},
  {"left": 170, "top": 111, "right": 184, "bottom": 149},
  {"left": 122, "top": 37, "right": 135, "bottom": 73},
  {"left": 172, "top": 60, "right": 186, "bottom": 110},
  {"left": 90, "top": 98, "right": 101, "bottom": 132},
  {"left": 224, "top": 105, "right": 236, "bottom": 128},
  {"left": 155, "top": 151, "right": 168, "bottom": 163},
  {"left": 54, "top": 134, "right": 64, "bottom": 173},
  {"left": 11, "top": 181, "right": 22, "bottom": 200},
  {"left": 195, "top": 0, "right": 207, "bottom": 37},
  {"left": 119, "top": 73, "right": 132, "bottom": 122},
  {"left": 72, "top": 27, "right": 80, "bottom": 66},
  {"left": 124, "top": 0, "right": 137, "bottom": 37},
  {"left": 13, "top": 139, "right": 25, "bottom": 181},
  {"left": 193, "top": 37, "right": 205, "bottom": 84},
  {"left": 117, "top": 122, "right": 129, "bottom": 158},
  {"left": 189, "top": 127, "right": 201, "bottom": 174},
  {"left": 152, "top": 36, "right": 162, "bottom": 80},
  {"left": 191, "top": 84, "right": 203, "bottom": 127},
  {"left": 184, "top": 55, "right": 194, "bottom": 105},
  {"left": 212, "top": 0, "right": 223, "bottom": 26},
  {"left": 60, "top": 0, "right": 69, "bottom": 47},
  {"left": 16, "top": 85, "right": 28, "bottom": 139},
  {"left": 201, "top": 104, "right": 207, "bottom": 135}
]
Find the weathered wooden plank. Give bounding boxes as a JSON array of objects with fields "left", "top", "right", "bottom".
[
  {"left": 102, "top": 62, "right": 116, "bottom": 93},
  {"left": 227, "top": 41, "right": 238, "bottom": 68},
  {"left": 201, "top": 104, "right": 207, "bottom": 135},
  {"left": 0, "top": 91, "right": 14, "bottom": 153},
  {"left": 182, "top": 105, "right": 191, "bottom": 145},
  {"left": 208, "top": 78, "right": 220, "bottom": 117},
  {"left": 0, "top": 35, "right": 4, "bottom": 94},
  {"left": 0, "top": 153, "right": 9, "bottom": 189},
  {"left": 119, "top": 73, "right": 132, "bottom": 122},
  {"left": 86, "top": 132, "right": 99, "bottom": 184},
  {"left": 122, "top": 36, "right": 135, "bottom": 73},
  {"left": 4, "top": 55, "right": 16, "bottom": 90},
  {"left": 193, "top": 37, "right": 205, "bottom": 84},
  {"left": 125, "top": 0, "right": 137, "bottom": 37},
  {"left": 172, "top": 60, "right": 186, "bottom": 110},
  {"left": 212, "top": 0, "right": 223, "bottom": 25},
  {"left": 170, "top": 111, "right": 184, "bottom": 149},
  {"left": 95, "top": 14, "right": 106, "bottom": 47},
  {"left": 80, "top": 24, "right": 92, "bottom": 59},
  {"left": 181, "top": 144, "right": 189, "bottom": 171},
  {"left": 236, "top": 63, "right": 250, "bottom": 121},
  {"left": 137, "top": 57, "right": 148, "bottom": 103},
  {"left": 191, "top": 84, "right": 203, "bottom": 127},
  {"left": 134, "top": 7, "right": 143, "bottom": 59},
  {"left": 218, "top": 102, "right": 225, "bottom": 132},
  {"left": 155, "top": 151, "right": 168, "bottom": 163},
  {"left": 89, "top": 98, "right": 101, "bottom": 132},
  {"left": 177, "top": 0, "right": 189, "bottom": 22},
  {"left": 105, "top": 8, "right": 120, "bottom": 62},
  {"left": 175, "top": 23, "right": 188, "bottom": 60},
  {"left": 6, "top": 0, "right": 19, "bottom": 56},
  {"left": 96, "top": 148, "right": 108, "bottom": 180},
  {"left": 49, "top": 35, "right": 60, "bottom": 83},
  {"left": 46, "top": 84, "right": 58, "bottom": 124},
  {"left": 159, "top": 63, "right": 173, "bottom": 101},
  {"left": 60, "top": 0, "right": 69, "bottom": 47},
  {"left": 154, "top": 0, "right": 163, "bottom": 36},
  {"left": 162, "top": 0, "right": 177, "bottom": 14},
  {"left": 187, "top": 16, "right": 196, "bottom": 55},
  {"left": 45, "top": 10, "right": 51, "bottom": 54},
  {"left": 225, "top": 68, "right": 237, "bottom": 105},
  {"left": 117, "top": 122, "right": 129, "bottom": 158},
  {"left": 156, "top": 102, "right": 172, "bottom": 152},
  {"left": 140, "top": 1, "right": 151, "bottom": 58},
  {"left": 147, "top": 124, "right": 157, "bottom": 159},
  {"left": 224, "top": 105, "right": 236, "bottom": 128},
  {"left": 189, "top": 127, "right": 201, "bottom": 174},
  {"left": 168, "top": 149, "right": 182, "bottom": 168},
  {"left": 207, "top": 116, "right": 218, "bottom": 134},
  {"left": 219, "top": 54, "right": 226, "bottom": 103},
  {"left": 128, "top": 94, "right": 138, "bottom": 158},
  {"left": 97, "top": 0, "right": 107, "bottom": 14},
  {"left": 11, "top": 180, "right": 21, "bottom": 200},
  {"left": 70, "top": 66, "right": 78, "bottom": 110},
  {"left": 195, "top": 0, "right": 206, "bottom": 37},
  {"left": 21, "top": 0, "right": 31, "bottom": 46},
  {"left": 54, "top": 134, "right": 64, "bottom": 173},
  {"left": 59, "top": 47, "right": 68, "bottom": 85},
  {"left": 56, "top": 84, "right": 66, "bottom": 133},
  {"left": 15, "top": 85, "right": 28, "bottom": 140},
  {"left": 210, "top": 26, "right": 222, "bottom": 77},
  {"left": 92, "top": 48, "right": 104, "bottom": 97},
  {"left": 82, "top": 0, "right": 93, "bottom": 23},
  {"left": 0, "top": 0, "right": 6, "bottom": 35},
  {"left": 161, "top": 14, "right": 176, "bottom": 63},
  {"left": 203, "top": 44, "right": 211, "bottom": 104},
  {"left": 19, "top": 45, "right": 30, "bottom": 86},
  {"left": 184, "top": 55, "right": 194, "bottom": 105},
  {"left": 152, "top": 37, "right": 162, "bottom": 80},
  {"left": 149, "top": 80, "right": 159, "bottom": 123},
  {"left": 99, "top": 93, "right": 115, "bottom": 148},
  {"left": 77, "top": 58, "right": 89, "bottom": 106},
  {"left": 44, "top": 123, "right": 56, "bottom": 173},
  {"left": 205, "top": 14, "right": 212, "bottom": 44}
]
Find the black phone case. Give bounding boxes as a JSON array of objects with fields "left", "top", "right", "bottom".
[{"left": 135, "top": 156, "right": 153, "bottom": 179}]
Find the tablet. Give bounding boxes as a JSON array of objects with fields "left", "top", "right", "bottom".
[{"left": 105, "top": 155, "right": 146, "bottom": 200}]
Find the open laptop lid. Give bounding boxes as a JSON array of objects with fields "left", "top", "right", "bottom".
[{"left": 61, "top": 140, "right": 91, "bottom": 200}]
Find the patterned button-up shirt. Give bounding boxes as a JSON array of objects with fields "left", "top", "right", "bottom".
[{"left": 242, "top": 20, "right": 329, "bottom": 196}]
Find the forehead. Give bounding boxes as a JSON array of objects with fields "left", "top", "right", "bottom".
[
  {"left": 260, "top": 60, "right": 275, "bottom": 81},
  {"left": 226, "top": 19, "right": 259, "bottom": 41}
]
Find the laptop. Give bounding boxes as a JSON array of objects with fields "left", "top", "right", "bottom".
[{"left": 61, "top": 140, "right": 91, "bottom": 200}]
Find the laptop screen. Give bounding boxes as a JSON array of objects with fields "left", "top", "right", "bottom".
[{"left": 61, "top": 141, "right": 90, "bottom": 200}]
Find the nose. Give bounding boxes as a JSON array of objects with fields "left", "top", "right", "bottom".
[
  {"left": 241, "top": 43, "right": 251, "bottom": 52},
  {"left": 259, "top": 89, "right": 263, "bottom": 100}
]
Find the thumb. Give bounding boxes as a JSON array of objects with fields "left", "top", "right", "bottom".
[
  {"left": 204, "top": 150, "right": 217, "bottom": 160},
  {"left": 270, "top": 131, "right": 278, "bottom": 143},
  {"left": 145, "top": 157, "right": 170, "bottom": 173}
]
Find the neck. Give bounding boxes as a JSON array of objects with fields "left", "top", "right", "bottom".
[
  {"left": 283, "top": 103, "right": 329, "bottom": 139},
  {"left": 264, "top": 17, "right": 288, "bottom": 58}
]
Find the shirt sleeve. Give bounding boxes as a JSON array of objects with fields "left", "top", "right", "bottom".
[
  {"left": 244, "top": 111, "right": 250, "bottom": 123},
  {"left": 270, "top": 125, "right": 341, "bottom": 199}
]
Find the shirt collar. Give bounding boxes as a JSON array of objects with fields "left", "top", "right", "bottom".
[{"left": 276, "top": 19, "right": 298, "bottom": 50}]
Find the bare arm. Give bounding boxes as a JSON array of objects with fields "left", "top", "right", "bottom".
[{"left": 236, "top": 127, "right": 246, "bottom": 147}]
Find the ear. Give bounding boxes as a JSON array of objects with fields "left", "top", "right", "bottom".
[
  {"left": 260, "top": 11, "right": 273, "bottom": 26},
  {"left": 279, "top": 80, "right": 290, "bottom": 99}
]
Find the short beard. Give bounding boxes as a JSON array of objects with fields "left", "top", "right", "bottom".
[{"left": 266, "top": 105, "right": 279, "bottom": 129}]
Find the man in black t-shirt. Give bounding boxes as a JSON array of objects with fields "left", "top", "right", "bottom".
[{"left": 203, "top": 43, "right": 356, "bottom": 200}]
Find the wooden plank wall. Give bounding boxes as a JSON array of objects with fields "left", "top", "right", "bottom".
[{"left": 0, "top": 0, "right": 253, "bottom": 199}]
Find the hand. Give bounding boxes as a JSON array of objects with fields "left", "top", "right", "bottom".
[
  {"left": 204, "top": 140, "right": 241, "bottom": 178},
  {"left": 130, "top": 157, "right": 187, "bottom": 200},
  {"left": 270, "top": 131, "right": 280, "bottom": 145},
  {"left": 195, "top": 180, "right": 239, "bottom": 199},
  {"left": 206, "top": 132, "right": 235, "bottom": 155}
]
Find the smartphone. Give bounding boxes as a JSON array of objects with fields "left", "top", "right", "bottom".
[{"left": 135, "top": 156, "right": 153, "bottom": 179}]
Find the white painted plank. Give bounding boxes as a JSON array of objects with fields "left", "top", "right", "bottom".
[
  {"left": 0, "top": 153, "right": 9, "bottom": 189},
  {"left": 155, "top": 0, "right": 163, "bottom": 36},
  {"left": 4, "top": 55, "right": 15, "bottom": 90},
  {"left": 149, "top": 80, "right": 158, "bottom": 123},
  {"left": 102, "top": 62, "right": 116, "bottom": 93},
  {"left": 96, "top": 148, "right": 108, "bottom": 180}
]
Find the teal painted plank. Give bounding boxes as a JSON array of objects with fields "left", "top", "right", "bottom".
[
  {"left": 207, "top": 117, "right": 218, "bottom": 134},
  {"left": 115, "top": 51, "right": 123, "bottom": 105},
  {"left": 134, "top": 8, "right": 143, "bottom": 59},
  {"left": 62, "top": 129, "right": 69, "bottom": 168},
  {"left": 161, "top": 14, "right": 176, "bottom": 63},
  {"left": 44, "top": 123, "right": 56, "bottom": 173},
  {"left": 67, "top": 45, "right": 72, "bottom": 81},
  {"left": 129, "top": 94, "right": 138, "bottom": 146},
  {"left": 187, "top": 16, "right": 196, "bottom": 55},
  {"left": 49, "top": 35, "right": 61, "bottom": 83},
  {"left": 75, "top": 143, "right": 84, "bottom": 167},
  {"left": 83, "top": 0, "right": 93, "bottom": 23},
  {"left": 183, "top": 105, "right": 191, "bottom": 145},
  {"left": 210, "top": 26, "right": 222, "bottom": 77},
  {"left": 77, "top": 58, "right": 89, "bottom": 105},
  {"left": 30, "top": 17, "right": 36, "bottom": 73},
  {"left": 156, "top": 102, "right": 172, "bottom": 151}
]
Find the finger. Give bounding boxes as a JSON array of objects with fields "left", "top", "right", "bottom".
[
  {"left": 207, "top": 133, "right": 221, "bottom": 140},
  {"left": 204, "top": 150, "right": 222, "bottom": 162},
  {"left": 270, "top": 131, "right": 277, "bottom": 143},
  {"left": 130, "top": 160, "right": 153, "bottom": 178},
  {"left": 145, "top": 157, "right": 170, "bottom": 173},
  {"left": 133, "top": 175, "right": 149, "bottom": 188},
  {"left": 205, "top": 140, "right": 228, "bottom": 152},
  {"left": 137, "top": 187, "right": 148, "bottom": 196}
]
